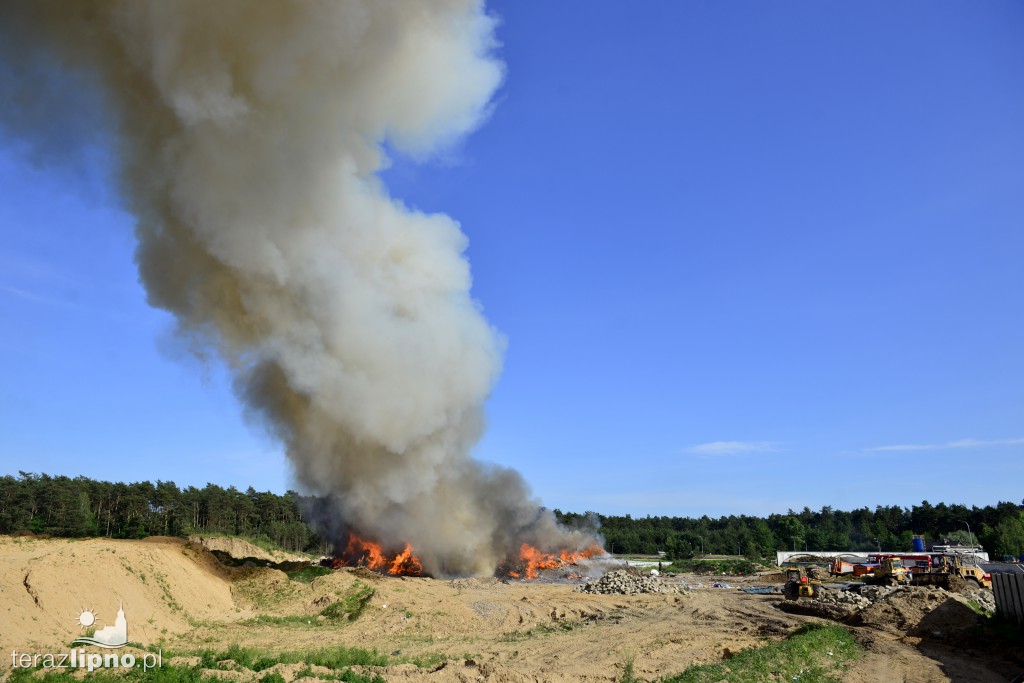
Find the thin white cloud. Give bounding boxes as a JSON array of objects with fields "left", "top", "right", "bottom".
[
  {"left": 685, "top": 440, "right": 778, "bottom": 456},
  {"left": 0, "top": 284, "right": 123, "bottom": 319},
  {"left": 0, "top": 252, "right": 81, "bottom": 285},
  {"left": 867, "top": 437, "right": 1024, "bottom": 452}
]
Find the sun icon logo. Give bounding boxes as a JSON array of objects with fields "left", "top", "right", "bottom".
[{"left": 76, "top": 608, "right": 98, "bottom": 630}]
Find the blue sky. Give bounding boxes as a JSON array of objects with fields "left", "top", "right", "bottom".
[{"left": 1, "top": 1, "right": 1022, "bottom": 517}]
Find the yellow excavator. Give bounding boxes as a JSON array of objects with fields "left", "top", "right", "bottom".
[
  {"left": 911, "top": 555, "right": 992, "bottom": 590},
  {"left": 865, "top": 557, "right": 913, "bottom": 586},
  {"left": 783, "top": 566, "right": 826, "bottom": 600}
]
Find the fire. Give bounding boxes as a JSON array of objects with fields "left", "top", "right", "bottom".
[
  {"left": 326, "top": 534, "right": 603, "bottom": 580},
  {"left": 389, "top": 543, "right": 424, "bottom": 576},
  {"left": 506, "top": 543, "right": 605, "bottom": 580},
  {"left": 328, "top": 533, "right": 424, "bottom": 576}
]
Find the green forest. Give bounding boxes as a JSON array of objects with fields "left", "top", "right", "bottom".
[
  {"left": 557, "top": 503, "right": 1024, "bottom": 560},
  {"left": 2, "top": 472, "right": 1023, "bottom": 559}
]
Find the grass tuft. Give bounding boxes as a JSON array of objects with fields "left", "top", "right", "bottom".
[
  {"left": 660, "top": 622, "right": 861, "bottom": 683},
  {"left": 620, "top": 659, "right": 642, "bottom": 683},
  {"left": 7, "top": 645, "right": 386, "bottom": 683},
  {"left": 499, "top": 620, "right": 584, "bottom": 642},
  {"left": 320, "top": 581, "right": 375, "bottom": 622}
]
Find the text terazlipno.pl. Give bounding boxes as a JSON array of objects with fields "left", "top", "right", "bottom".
[{"left": 11, "top": 649, "right": 162, "bottom": 672}]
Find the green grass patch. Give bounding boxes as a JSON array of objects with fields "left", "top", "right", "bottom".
[
  {"left": 9, "top": 667, "right": 215, "bottom": 683},
  {"left": 239, "top": 580, "right": 375, "bottom": 628},
  {"left": 293, "top": 665, "right": 384, "bottom": 682},
  {"left": 402, "top": 651, "right": 447, "bottom": 668},
  {"left": 193, "top": 643, "right": 389, "bottom": 671},
  {"left": 660, "top": 622, "right": 861, "bottom": 683},
  {"left": 320, "top": 581, "right": 374, "bottom": 622},
  {"left": 286, "top": 565, "right": 333, "bottom": 583},
  {"left": 6, "top": 644, "right": 387, "bottom": 683},
  {"left": 620, "top": 659, "right": 642, "bottom": 683},
  {"left": 244, "top": 614, "right": 318, "bottom": 627},
  {"left": 499, "top": 620, "right": 584, "bottom": 642}
]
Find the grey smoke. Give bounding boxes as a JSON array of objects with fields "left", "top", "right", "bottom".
[{"left": 0, "top": 0, "right": 599, "bottom": 577}]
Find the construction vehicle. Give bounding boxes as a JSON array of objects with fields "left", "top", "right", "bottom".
[
  {"left": 911, "top": 555, "right": 992, "bottom": 590},
  {"left": 783, "top": 566, "right": 826, "bottom": 600},
  {"left": 865, "top": 557, "right": 912, "bottom": 586},
  {"left": 829, "top": 557, "right": 855, "bottom": 576},
  {"left": 851, "top": 563, "right": 877, "bottom": 577}
]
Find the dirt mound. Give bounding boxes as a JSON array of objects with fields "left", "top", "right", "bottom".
[
  {"left": 0, "top": 536, "right": 242, "bottom": 649},
  {"left": 448, "top": 577, "right": 509, "bottom": 591},
  {"left": 851, "top": 586, "right": 983, "bottom": 639},
  {"left": 779, "top": 583, "right": 993, "bottom": 644},
  {"left": 189, "top": 535, "right": 310, "bottom": 565},
  {"left": 777, "top": 587, "right": 865, "bottom": 620}
]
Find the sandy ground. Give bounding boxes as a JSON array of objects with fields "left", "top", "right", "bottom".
[{"left": 1, "top": 536, "right": 1021, "bottom": 682}]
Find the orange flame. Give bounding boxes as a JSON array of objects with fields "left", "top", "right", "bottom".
[
  {"left": 389, "top": 543, "right": 424, "bottom": 576},
  {"left": 329, "top": 533, "right": 424, "bottom": 576},
  {"left": 509, "top": 543, "right": 606, "bottom": 580}
]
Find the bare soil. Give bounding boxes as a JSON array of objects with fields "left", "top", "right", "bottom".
[{"left": 1, "top": 537, "right": 1021, "bottom": 682}]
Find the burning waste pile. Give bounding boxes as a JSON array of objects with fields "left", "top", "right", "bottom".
[
  {"left": 323, "top": 531, "right": 611, "bottom": 581},
  {"left": 324, "top": 533, "right": 425, "bottom": 577},
  {"left": 0, "top": 0, "right": 604, "bottom": 579}
]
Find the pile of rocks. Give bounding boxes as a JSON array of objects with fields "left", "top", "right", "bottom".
[
  {"left": 817, "top": 588, "right": 870, "bottom": 610},
  {"left": 858, "top": 584, "right": 901, "bottom": 602},
  {"left": 965, "top": 588, "right": 996, "bottom": 613},
  {"left": 574, "top": 570, "right": 682, "bottom": 595}
]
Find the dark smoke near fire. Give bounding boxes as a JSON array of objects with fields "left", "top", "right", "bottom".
[{"left": 0, "top": 1, "right": 601, "bottom": 576}]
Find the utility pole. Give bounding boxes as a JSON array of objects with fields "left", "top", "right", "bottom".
[{"left": 959, "top": 520, "right": 975, "bottom": 546}]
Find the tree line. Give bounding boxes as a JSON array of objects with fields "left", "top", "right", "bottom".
[
  {"left": 0, "top": 472, "right": 324, "bottom": 553},
  {"left": 2, "top": 472, "right": 1022, "bottom": 560},
  {"left": 556, "top": 500, "right": 1024, "bottom": 560}
]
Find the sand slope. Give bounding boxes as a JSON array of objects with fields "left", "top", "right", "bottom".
[
  {"left": 188, "top": 536, "right": 312, "bottom": 565},
  {"left": 0, "top": 536, "right": 241, "bottom": 651}
]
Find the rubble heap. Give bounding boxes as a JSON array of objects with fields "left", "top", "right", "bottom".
[
  {"left": 574, "top": 570, "right": 682, "bottom": 595},
  {"left": 859, "top": 584, "right": 901, "bottom": 602},
  {"left": 817, "top": 588, "right": 871, "bottom": 610},
  {"left": 964, "top": 588, "right": 996, "bottom": 613}
]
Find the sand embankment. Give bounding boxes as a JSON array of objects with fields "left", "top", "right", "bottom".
[
  {"left": 0, "top": 536, "right": 241, "bottom": 651},
  {"left": 188, "top": 535, "right": 311, "bottom": 565}
]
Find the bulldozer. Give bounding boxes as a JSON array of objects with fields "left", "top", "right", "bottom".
[
  {"left": 911, "top": 555, "right": 992, "bottom": 590},
  {"left": 783, "top": 566, "right": 826, "bottom": 600},
  {"left": 865, "top": 557, "right": 913, "bottom": 586}
]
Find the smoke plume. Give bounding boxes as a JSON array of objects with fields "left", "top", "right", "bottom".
[{"left": 0, "top": 1, "right": 596, "bottom": 576}]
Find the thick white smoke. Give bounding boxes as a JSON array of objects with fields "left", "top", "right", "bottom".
[{"left": 0, "top": 1, "right": 597, "bottom": 576}]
